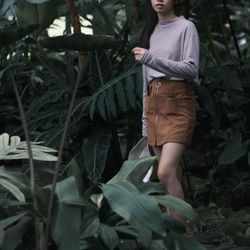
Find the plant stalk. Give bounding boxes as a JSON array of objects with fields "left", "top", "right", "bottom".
[
  {"left": 43, "top": 64, "right": 84, "bottom": 250},
  {"left": 222, "top": 0, "right": 242, "bottom": 65},
  {"left": 10, "top": 72, "right": 42, "bottom": 250}
]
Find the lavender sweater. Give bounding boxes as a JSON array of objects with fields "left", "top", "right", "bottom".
[{"left": 141, "top": 15, "right": 199, "bottom": 137}]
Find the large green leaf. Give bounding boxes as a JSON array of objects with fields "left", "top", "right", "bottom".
[
  {"left": 15, "top": 1, "right": 58, "bottom": 30},
  {"left": 0, "top": 133, "right": 57, "bottom": 161},
  {"left": 0, "top": 213, "right": 27, "bottom": 230},
  {"left": 108, "top": 156, "right": 158, "bottom": 187},
  {"left": 153, "top": 195, "right": 199, "bottom": 223},
  {"left": 128, "top": 217, "right": 152, "bottom": 248},
  {"left": 117, "top": 240, "right": 137, "bottom": 250},
  {"left": 164, "top": 231, "right": 206, "bottom": 250},
  {"left": 93, "top": 2, "right": 117, "bottom": 35},
  {"left": 106, "top": 88, "right": 117, "bottom": 117},
  {"left": 97, "top": 92, "right": 108, "bottom": 119},
  {"left": 101, "top": 181, "right": 165, "bottom": 236},
  {"left": 61, "top": 197, "right": 95, "bottom": 209},
  {"left": 0, "top": 24, "right": 39, "bottom": 48},
  {"left": 195, "top": 85, "right": 216, "bottom": 116},
  {"left": 39, "top": 34, "right": 122, "bottom": 51},
  {"left": 116, "top": 214, "right": 153, "bottom": 248},
  {"left": 221, "top": 67, "right": 242, "bottom": 93},
  {"left": 83, "top": 129, "right": 112, "bottom": 183},
  {"left": 26, "top": 0, "right": 51, "bottom": 3},
  {"left": 81, "top": 212, "right": 100, "bottom": 239},
  {"left": 125, "top": 75, "right": 136, "bottom": 109},
  {"left": 51, "top": 176, "right": 81, "bottom": 250},
  {"left": 138, "top": 182, "right": 166, "bottom": 194},
  {"left": 116, "top": 81, "right": 127, "bottom": 112},
  {"left": 99, "top": 223, "right": 119, "bottom": 250},
  {"left": 218, "top": 132, "right": 248, "bottom": 165},
  {"left": 248, "top": 152, "right": 250, "bottom": 166},
  {"left": 2, "top": 216, "right": 32, "bottom": 250},
  {"left": 114, "top": 225, "right": 139, "bottom": 238},
  {"left": 161, "top": 213, "right": 186, "bottom": 234},
  {"left": 66, "top": 157, "right": 84, "bottom": 196}
]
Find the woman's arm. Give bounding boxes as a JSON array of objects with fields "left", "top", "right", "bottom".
[{"left": 139, "top": 23, "right": 200, "bottom": 80}]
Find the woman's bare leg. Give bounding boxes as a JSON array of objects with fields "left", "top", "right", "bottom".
[{"left": 152, "top": 143, "right": 185, "bottom": 222}]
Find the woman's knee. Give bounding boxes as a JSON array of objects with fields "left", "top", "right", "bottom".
[{"left": 157, "top": 162, "right": 178, "bottom": 182}]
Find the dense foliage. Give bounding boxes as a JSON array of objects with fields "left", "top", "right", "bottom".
[{"left": 0, "top": 0, "right": 249, "bottom": 249}]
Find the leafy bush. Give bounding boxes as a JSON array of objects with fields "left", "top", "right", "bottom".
[{"left": 0, "top": 134, "right": 205, "bottom": 249}]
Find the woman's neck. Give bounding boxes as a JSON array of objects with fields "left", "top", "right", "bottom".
[{"left": 157, "top": 12, "right": 176, "bottom": 22}]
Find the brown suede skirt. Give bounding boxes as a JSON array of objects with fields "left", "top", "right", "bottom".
[{"left": 145, "top": 78, "right": 196, "bottom": 146}]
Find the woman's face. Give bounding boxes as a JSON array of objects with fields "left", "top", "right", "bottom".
[{"left": 150, "top": 0, "right": 175, "bottom": 16}]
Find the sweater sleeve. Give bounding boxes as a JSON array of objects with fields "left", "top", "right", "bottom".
[{"left": 141, "top": 22, "right": 199, "bottom": 80}]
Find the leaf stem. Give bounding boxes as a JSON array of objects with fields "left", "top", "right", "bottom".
[
  {"left": 43, "top": 63, "right": 84, "bottom": 250},
  {"left": 10, "top": 72, "right": 41, "bottom": 250}
]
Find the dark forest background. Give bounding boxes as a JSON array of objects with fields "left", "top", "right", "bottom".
[{"left": 0, "top": 0, "right": 250, "bottom": 249}]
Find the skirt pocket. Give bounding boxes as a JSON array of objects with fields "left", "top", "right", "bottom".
[
  {"left": 145, "top": 96, "right": 178, "bottom": 115},
  {"left": 158, "top": 96, "right": 178, "bottom": 115}
]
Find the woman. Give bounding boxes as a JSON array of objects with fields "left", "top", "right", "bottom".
[{"left": 132, "top": 0, "right": 199, "bottom": 230}]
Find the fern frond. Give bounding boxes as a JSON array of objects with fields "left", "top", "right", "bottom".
[{"left": 83, "top": 66, "right": 141, "bottom": 120}]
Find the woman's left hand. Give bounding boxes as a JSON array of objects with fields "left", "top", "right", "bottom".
[{"left": 132, "top": 47, "right": 147, "bottom": 62}]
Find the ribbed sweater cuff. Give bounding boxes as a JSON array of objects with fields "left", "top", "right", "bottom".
[{"left": 141, "top": 50, "right": 153, "bottom": 65}]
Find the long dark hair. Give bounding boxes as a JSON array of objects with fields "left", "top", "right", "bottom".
[{"left": 139, "top": 0, "right": 187, "bottom": 49}]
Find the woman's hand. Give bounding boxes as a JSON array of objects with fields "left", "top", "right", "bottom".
[{"left": 132, "top": 47, "right": 147, "bottom": 62}]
